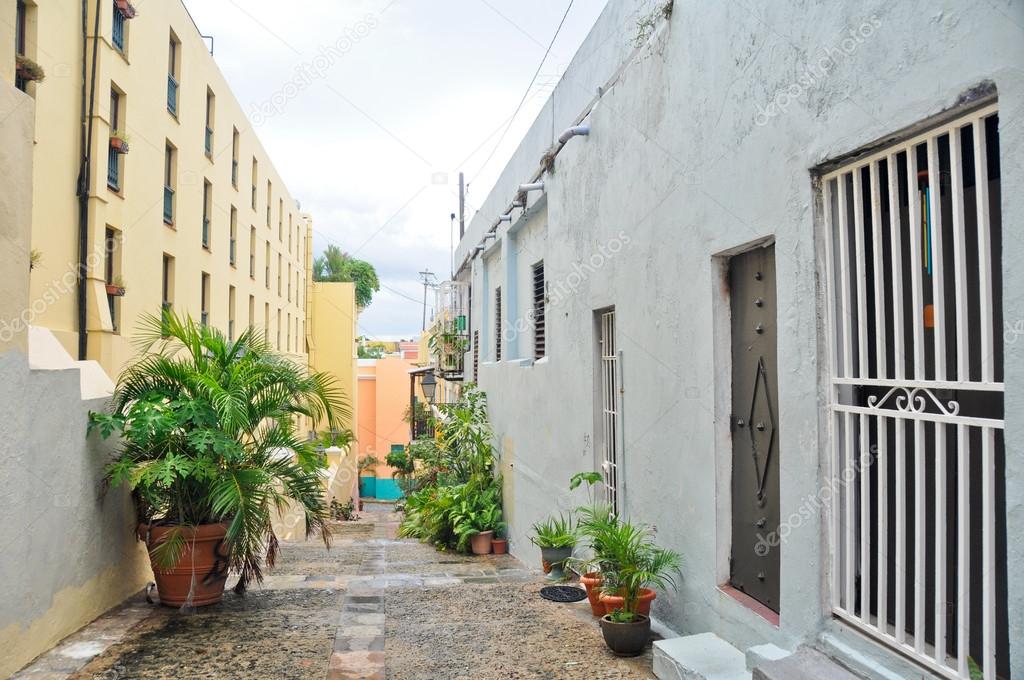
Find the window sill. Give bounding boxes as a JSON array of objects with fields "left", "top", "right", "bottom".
[{"left": 164, "top": 220, "right": 175, "bottom": 228}]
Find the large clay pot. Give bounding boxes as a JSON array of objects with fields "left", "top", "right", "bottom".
[
  {"left": 600, "top": 588, "right": 656, "bottom": 616},
  {"left": 470, "top": 530, "right": 494, "bottom": 555},
  {"left": 599, "top": 614, "right": 651, "bottom": 656},
  {"left": 579, "top": 572, "right": 605, "bottom": 616},
  {"left": 139, "top": 523, "right": 231, "bottom": 607}
]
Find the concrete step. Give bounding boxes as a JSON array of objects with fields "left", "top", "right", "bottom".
[
  {"left": 745, "top": 643, "right": 791, "bottom": 670},
  {"left": 752, "top": 645, "right": 863, "bottom": 680},
  {"left": 653, "top": 633, "right": 751, "bottom": 680}
]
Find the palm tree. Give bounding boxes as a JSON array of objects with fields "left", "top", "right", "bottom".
[{"left": 91, "top": 310, "right": 350, "bottom": 591}]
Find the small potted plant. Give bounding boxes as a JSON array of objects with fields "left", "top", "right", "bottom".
[
  {"left": 16, "top": 55, "right": 45, "bottom": 83},
  {"left": 491, "top": 528, "right": 508, "bottom": 555},
  {"left": 116, "top": 0, "right": 137, "bottom": 18},
  {"left": 597, "top": 521, "right": 681, "bottom": 656},
  {"left": 105, "top": 276, "right": 126, "bottom": 297},
  {"left": 29, "top": 249, "right": 42, "bottom": 271},
  {"left": 530, "top": 513, "right": 576, "bottom": 581},
  {"left": 452, "top": 489, "right": 504, "bottom": 556},
  {"left": 110, "top": 130, "right": 130, "bottom": 154}
]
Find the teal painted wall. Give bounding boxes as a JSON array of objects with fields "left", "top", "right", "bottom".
[
  {"left": 359, "top": 476, "right": 376, "bottom": 498},
  {"left": 359, "top": 476, "right": 403, "bottom": 500}
]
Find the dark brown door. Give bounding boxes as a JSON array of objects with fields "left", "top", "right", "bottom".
[{"left": 729, "top": 244, "right": 780, "bottom": 612}]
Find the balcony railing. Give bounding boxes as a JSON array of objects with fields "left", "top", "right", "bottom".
[
  {"left": 106, "top": 144, "right": 120, "bottom": 191},
  {"left": 412, "top": 415, "right": 434, "bottom": 441},
  {"left": 204, "top": 127, "right": 213, "bottom": 157},
  {"left": 167, "top": 75, "right": 178, "bottom": 115},
  {"left": 112, "top": 4, "right": 125, "bottom": 51},
  {"left": 163, "top": 186, "right": 174, "bottom": 224},
  {"left": 202, "top": 217, "right": 210, "bottom": 248}
]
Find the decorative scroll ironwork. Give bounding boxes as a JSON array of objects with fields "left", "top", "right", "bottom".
[{"left": 866, "top": 385, "right": 961, "bottom": 416}]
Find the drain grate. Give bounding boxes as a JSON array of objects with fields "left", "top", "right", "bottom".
[{"left": 539, "top": 585, "right": 588, "bottom": 603}]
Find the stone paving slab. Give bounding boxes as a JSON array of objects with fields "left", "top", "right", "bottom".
[{"left": 12, "top": 510, "right": 654, "bottom": 679}]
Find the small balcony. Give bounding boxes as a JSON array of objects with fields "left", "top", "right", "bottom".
[
  {"left": 112, "top": 6, "right": 125, "bottom": 52},
  {"left": 106, "top": 145, "right": 120, "bottom": 191}
]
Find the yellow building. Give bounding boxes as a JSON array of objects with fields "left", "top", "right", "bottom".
[
  {"left": 308, "top": 280, "right": 359, "bottom": 438},
  {"left": 3, "top": 0, "right": 309, "bottom": 375}
]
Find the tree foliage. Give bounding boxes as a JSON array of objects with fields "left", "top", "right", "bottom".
[{"left": 313, "top": 245, "right": 380, "bottom": 308}]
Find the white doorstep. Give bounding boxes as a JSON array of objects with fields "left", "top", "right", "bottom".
[{"left": 653, "top": 632, "right": 751, "bottom": 680}]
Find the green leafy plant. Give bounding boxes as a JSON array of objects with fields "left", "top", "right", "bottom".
[
  {"left": 968, "top": 658, "right": 984, "bottom": 680},
  {"left": 428, "top": 318, "right": 469, "bottom": 371},
  {"left": 319, "top": 427, "right": 355, "bottom": 449},
  {"left": 29, "top": 249, "right": 42, "bottom": 271},
  {"left": 88, "top": 310, "right": 349, "bottom": 590},
  {"left": 330, "top": 498, "right": 357, "bottom": 521},
  {"left": 450, "top": 484, "right": 504, "bottom": 550},
  {"left": 530, "top": 513, "right": 577, "bottom": 549},
  {"left": 599, "top": 521, "right": 681, "bottom": 621},
  {"left": 313, "top": 245, "right": 380, "bottom": 308},
  {"left": 16, "top": 54, "right": 45, "bottom": 82}
]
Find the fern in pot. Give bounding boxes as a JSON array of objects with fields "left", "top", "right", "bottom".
[
  {"left": 530, "top": 513, "right": 576, "bottom": 581},
  {"left": 88, "top": 311, "right": 348, "bottom": 607}
]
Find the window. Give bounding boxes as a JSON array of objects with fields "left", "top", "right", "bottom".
[
  {"left": 202, "top": 180, "right": 212, "bottom": 249},
  {"left": 264, "top": 302, "right": 270, "bottom": 343},
  {"left": 286, "top": 313, "right": 291, "bottom": 351},
  {"left": 112, "top": 0, "right": 126, "bottom": 53},
  {"left": 532, "top": 261, "right": 546, "bottom": 359},
  {"left": 248, "top": 295, "right": 255, "bottom": 330},
  {"left": 288, "top": 213, "right": 293, "bottom": 253},
  {"left": 228, "top": 286, "right": 236, "bottom": 340},
  {"left": 598, "top": 309, "right": 619, "bottom": 514},
  {"left": 277, "top": 254, "right": 282, "bottom": 295},
  {"left": 251, "top": 158, "right": 258, "bottom": 209},
  {"left": 161, "top": 254, "right": 174, "bottom": 311},
  {"left": 287, "top": 263, "right": 292, "bottom": 301},
  {"left": 278, "top": 199, "right": 284, "bottom": 241},
  {"left": 821, "top": 105, "right": 1007, "bottom": 678},
  {"left": 204, "top": 88, "right": 215, "bottom": 157},
  {"left": 228, "top": 206, "right": 237, "bottom": 265},
  {"left": 163, "top": 143, "right": 176, "bottom": 224},
  {"left": 266, "top": 180, "right": 272, "bottom": 227},
  {"left": 494, "top": 286, "right": 502, "bottom": 361},
  {"left": 265, "top": 242, "right": 271, "bottom": 288},
  {"left": 15, "top": 1, "right": 27, "bottom": 92},
  {"left": 276, "top": 308, "right": 281, "bottom": 349},
  {"left": 200, "top": 272, "right": 210, "bottom": 326},
  {"left": 107, "top": 88, "right": 122, "bottom": 191},
  {"left": 231, "top": 128, "right": 239, "bottom": 187},
  {"left": 104, "top": 228, "right": 121, "bottom": 332},
  {"left": 249, "top": 226, "right": 256, "bottom": 278},
  {"left": 167, "top": 32, "right": 179, "bottom": 116}
]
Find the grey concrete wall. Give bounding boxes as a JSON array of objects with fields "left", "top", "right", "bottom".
[
  {"left": 0, "top": 80, "right": 149, "bottom": 679},
  {"left": 457, "top": 0, "right": 1024, "bottom": 676}
]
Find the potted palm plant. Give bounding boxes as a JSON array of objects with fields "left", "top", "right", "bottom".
[
  {"left": 597, "top": 522, "right": 681, "bottom": 656},
  {"left": 88, "top": 310, "right": 348, "bottom": 607},
  {"left": 530, "top": 513, "right": 576, "bottom": 580}
]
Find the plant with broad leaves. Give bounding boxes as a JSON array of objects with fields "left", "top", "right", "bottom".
[{"left": 88, "top": 310, "right": 349, "bottom": 591}]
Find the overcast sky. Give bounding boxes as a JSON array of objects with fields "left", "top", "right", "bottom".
[{"left": 181, "top": 0, "right": 609, "bottom": 340}]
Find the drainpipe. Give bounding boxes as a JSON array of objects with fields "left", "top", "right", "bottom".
[
  {"left": 557, "top": 124, "right": 590, "bottom": 144},
  {"left": 76, "top": 0, "right": 102, "bottom": 360}
]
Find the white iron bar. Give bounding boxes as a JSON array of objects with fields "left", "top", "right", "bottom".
[
  {"left": 973, "top": 117, "right": 994, "bottom": 383},
  {"left": 982, "top": 428, "right": 995, "bottom": 679},
  {"left": 832, "top": 403, "right": 1003, "bottom": 429},
  {"left": 835, "top": 610, "right": 962, "bottom": 680},
  {"left": 934, "top": 421, "right": 947, "bottom": 664},
  {"left": 831, "top": 377, "right": 1003, "bottom": 392},
  {"left": 895, "top": 416, "right": 906, "bottom": 645},
  {"left": 913, "top": 419, "right": 925, "bottom": 655},
  {"left": 906, "top": 146, "right": 925, "bottom": 381},
  {"left": 837, "top": 173, "right": 854, "bottom": 378},
  {"left": 888, "top": 152, "right": 906, "bottom": 380},
  {"left": 956, "top": 424, "right": 970, "bottom": 677},
  {"left": 853, "top": 167, "right": 869, "bottom": 379},
  {"left": 949, "top": 124, "right": 969, "bottom": 382},
  {"left": 877, "top": 416, "right": 888, "bottom": 633},
  {"left": 844, "top": 412, "right": 856, "bottom": 611},
  {"left": 860, "top": 413, "right": 871, "bottom": 618},
  {"left": 870, "top": 161, "right": 887, "bottom": 380}
]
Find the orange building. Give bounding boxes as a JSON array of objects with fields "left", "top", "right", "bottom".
[{"left": 356, "top": 356, "right": 420, "bottom": 499}]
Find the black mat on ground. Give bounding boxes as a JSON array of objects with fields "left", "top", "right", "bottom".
[{"left": 539, "top": 585, "right": 588, "bottom": 603}]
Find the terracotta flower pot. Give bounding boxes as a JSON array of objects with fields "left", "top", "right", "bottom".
[
  {"left": 105, "top": 284, "right": 126, "bottom": 296},
  {"left": 600, "top": 588, "right": 656, "bottom": 616},
  {"left": 110, "top": 136, "right": 129, "bottom": 154},
  {"left": 491, "top": 538, "right": 508, "bottom": 554},
  {"left": 470, "top": 530, "right": 494, "bottom": 555},
  {"left": 579, "top": 572, "right": 605, "bottom": 617},
  {"left": 139, "top": 523, "right": 230, "bottom": 607}
]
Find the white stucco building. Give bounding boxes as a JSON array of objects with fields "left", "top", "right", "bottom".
[{"left": 442, "top": 1, "right": 1023, "bottom": 677}]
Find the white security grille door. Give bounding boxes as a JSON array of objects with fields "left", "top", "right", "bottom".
[
  {"left": 822, "top": 104, "right": 1005, "bottom": 679},
  {"left": 599, "top": 310, "right": 620, "bottom": 514}
]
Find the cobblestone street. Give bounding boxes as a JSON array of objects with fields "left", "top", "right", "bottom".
[{"left": 13, "top": 507, "right": 654, "bottom": 679}]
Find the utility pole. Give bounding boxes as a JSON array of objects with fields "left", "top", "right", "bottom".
[
  {"left": 418, "top": 269, "right": 435, "bottom": 331},
  {"left": 449, "top": 213, "right": 456, "bottom": 279},
  {"left": 458, "top": 172, "right": 465, "bottom": 240}
]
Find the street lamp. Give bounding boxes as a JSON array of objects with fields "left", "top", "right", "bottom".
[{"left": 421, "top": 371, "right": 437, "bottom": 404}]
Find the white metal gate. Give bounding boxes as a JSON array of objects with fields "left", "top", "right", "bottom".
[
  {"left": 599, "top": 310, "right": 621, "bottom": 514},
  {"left": 822, "top": 104, "right": 1005, "bottom": 679}
]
